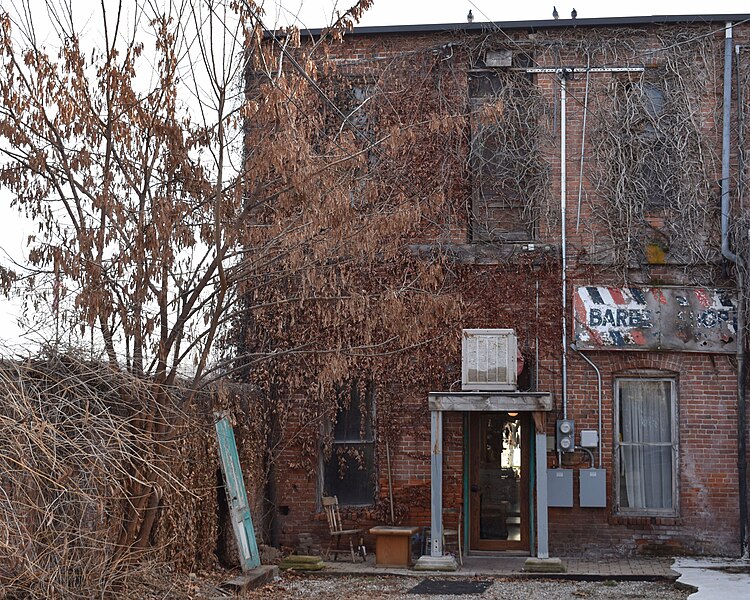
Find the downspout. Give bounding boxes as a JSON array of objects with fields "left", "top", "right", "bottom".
[
  {"left": 738, "top": 269, "right": 748, "bottom": 559},
  {"left": 571, "top": 344, "right": 602, "bottom": 468},
  {"left": 738, "top": 46, "right": 749, "bottom": 557},
  {"left": 721, "top": 22, "right": 749, "bottom": 557}
]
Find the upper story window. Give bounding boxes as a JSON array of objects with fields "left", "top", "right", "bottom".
[
  {"left": 322, "top": 381, "right": 376, "bottom": 506},
  {"left": 468, "top": 61, "right": 542, "bottom": 243},
  {"left": 624, "top": 80, "right": 672, "bottom": 211},
  {"left": 338, "top": 79, "right": 376, "bottom": 208},
  {"left": 589, "top": 69, "right": 709, "bottom": 266},
  {"left": 614, "top": 376, "right": 678, "bottom": 516}
]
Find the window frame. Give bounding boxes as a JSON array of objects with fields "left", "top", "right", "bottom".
[
  {"left": 340, "top": 77, "right": 377, "bottom": 209},
  {"left": 612, "top": 75, "right": 674, "bottom": 212},
  {"left": 320, "top": 381, "right": 377, "bottom": 507},
  {"left": 613, "top": 375, "right": 679, "bottom": 517},
  {"left": 468, "top": 67, "right": 538, "bottom": 243}
]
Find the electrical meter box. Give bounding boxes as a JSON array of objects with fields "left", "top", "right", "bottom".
[
  {"left": 547, "top": 468, "right": 573, "bottom": 507},
  {"left": 579, "top": 468, "right": 607, "bottom": 507},
  {"left": 556, "top": 419, "right": 575, "bottom": 453}
]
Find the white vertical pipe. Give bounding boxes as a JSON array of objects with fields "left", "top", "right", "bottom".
[
  {"left": 721, "top": 23, "right": 738, "bottom": 264},
  {"left": 560, "top": 72, "right": 569, "bottom": 419}
]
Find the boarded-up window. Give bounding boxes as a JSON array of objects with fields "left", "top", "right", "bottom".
[
  {"left": 469, "top": 69, "right": 539, "bottom": 242},
  {"left": 322, "top": 382, "right": 376, "bottom": 506}
]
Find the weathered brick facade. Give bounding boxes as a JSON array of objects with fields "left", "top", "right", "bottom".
[{"left": 269, "top": 15, "right": 749, "bottom": 558}]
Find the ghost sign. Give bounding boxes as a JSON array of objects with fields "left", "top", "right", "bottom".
[{"left": 573, "top": 286, "right": 737, "bottom": 353}]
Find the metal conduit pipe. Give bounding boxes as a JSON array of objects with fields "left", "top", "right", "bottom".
[
  {"left": 571, "top": 344, "right": 602, "bottom": 469},
  {"left": 721, "top": 21, "right": 748, "bottom": 557},
  {"left": 575, "top": 445, "right": 595, "bottom": 469},
  {"left": 560, "top": 70, "right": 569, "bottom": 419}
]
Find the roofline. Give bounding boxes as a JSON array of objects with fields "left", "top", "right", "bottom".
[{"left": 300, "top": 14, "right": 750, "bottom": 37}]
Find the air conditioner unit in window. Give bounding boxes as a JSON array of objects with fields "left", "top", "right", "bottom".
[{"left": 461, "top": 329, "right": 517, "bottom": 391}]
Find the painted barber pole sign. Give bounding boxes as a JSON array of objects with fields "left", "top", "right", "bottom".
[{"left": 573, "top": 287, "right": 737, "bottom": 353}]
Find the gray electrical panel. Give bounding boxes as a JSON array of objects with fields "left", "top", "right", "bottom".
[
  {"left": 579, "top": 468, "right": 607, "bottom": 507},
  {"left": 547, "top": 468, "right": 573, "bottom": 507}
]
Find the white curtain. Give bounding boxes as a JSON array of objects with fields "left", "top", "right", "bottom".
[{"left": 620, "top": 380, "right": 673, "bottom": 510}]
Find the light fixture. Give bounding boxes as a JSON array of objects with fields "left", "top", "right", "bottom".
[{"left": 508, "top": 412, "right": 518, "bottom": 417}]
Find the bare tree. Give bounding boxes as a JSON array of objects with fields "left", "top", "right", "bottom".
[{"left": 0, "top": 0, "right": 470, "bottom": 561}]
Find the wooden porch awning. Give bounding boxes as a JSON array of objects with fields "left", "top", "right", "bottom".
[
  {"left": 428, "top": 391, "right": 553, "bottom": 412},
  {"left": 419, "top": 389, "right": 554, "bottom": 566}
]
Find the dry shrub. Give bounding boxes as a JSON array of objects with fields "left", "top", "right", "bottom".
[{"left": 0, "top": 353, "right": 226, "bottom": 599}]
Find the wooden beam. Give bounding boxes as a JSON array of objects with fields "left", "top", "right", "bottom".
[{"left": 428, "top": 392, "right": 553, "bottom": 412}]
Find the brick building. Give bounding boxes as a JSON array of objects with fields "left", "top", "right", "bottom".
[{"left": 262, "top": 14, "right": 750, "bottom": 561}]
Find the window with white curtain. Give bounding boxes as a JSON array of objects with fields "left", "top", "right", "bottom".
[{"left": 615, "top": 377, "right": 678, "bottom": 515}]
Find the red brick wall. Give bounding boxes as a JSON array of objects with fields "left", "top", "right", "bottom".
[
  {"left": 549, "top": 351, "right": 740, "bottom": 556},
  {"left": 266, "top": 20, "right": 748, "bottom": 558}
]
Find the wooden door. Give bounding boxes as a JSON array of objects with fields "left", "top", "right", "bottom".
[{"left": 469, "top": 412, "right": 530, "bottom": 552}]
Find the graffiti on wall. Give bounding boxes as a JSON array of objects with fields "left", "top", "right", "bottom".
[{"left": 573, "top": 287, "right": 737, "bottom": 352}]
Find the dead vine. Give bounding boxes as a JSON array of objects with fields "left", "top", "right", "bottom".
[{"left": 590, "top": 48, "right": 719, "bottom": 273}]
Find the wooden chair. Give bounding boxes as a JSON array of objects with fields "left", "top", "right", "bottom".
[
  {"left": 442, "top": 506, "right": 463, "bottom": 566},
  {"left": 322, "top": 496, "right": 364, "bottom": 562}
]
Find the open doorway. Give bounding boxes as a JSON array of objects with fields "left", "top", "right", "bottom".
[{"left": 468, "top": 412, "right": 530, "bottom": 552}]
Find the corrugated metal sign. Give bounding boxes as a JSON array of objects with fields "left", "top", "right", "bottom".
[{"left": 574, "top": 286, "right": 737, "bottom": 353}]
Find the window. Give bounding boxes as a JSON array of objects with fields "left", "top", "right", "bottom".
[
  {"left": 468, "top": 65, "right": 540, "bottom": 242},
  {"left": 631, "top": 82, "right": 672, "bottom": 211},
  {"left": 615, "top": 377, "right": 678, "bottom": 515},
  {"left": 322, "top": 381, "right": 376, "bottom": 505},
  {"left": 328, "top": 79, "right": 376, "bottom": 209}
]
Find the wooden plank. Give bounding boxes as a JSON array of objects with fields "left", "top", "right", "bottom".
[
  {"left": 428, "top": 392, "right": 553, "bottom": 412},
  {"left": 369, "top": 526, "right": 419, "bottom": 536}
]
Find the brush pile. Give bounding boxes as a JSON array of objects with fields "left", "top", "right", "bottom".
[{"left": 0, "top": 353, "right": 222, "bottom": 598}]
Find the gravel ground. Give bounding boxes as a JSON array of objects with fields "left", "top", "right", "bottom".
[{"left": 246, "top": 574, "right": 692, "bottom": 600}]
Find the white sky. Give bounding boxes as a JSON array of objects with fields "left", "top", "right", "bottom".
[{"left": 1, "top": 0, "right": 749, "bottom": 348}]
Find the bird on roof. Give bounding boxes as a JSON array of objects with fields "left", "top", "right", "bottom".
[
  {"left": 571, "top": 8, "right": 577, "bottom": 19},
  {"left": 552, "top": 6, "right": 559, "bottom": 19},
  {"left": 467, "top": 9, "right": 474, "bottom": 23}
]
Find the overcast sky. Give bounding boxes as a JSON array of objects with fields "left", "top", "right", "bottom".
[{"left": 1, "top": 0, "right": 749, "bottom": 346}]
